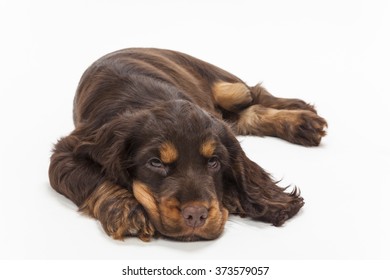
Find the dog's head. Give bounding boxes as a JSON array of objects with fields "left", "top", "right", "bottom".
[
  {"left": 131, "top": 101, "right": 232, "bottom": 241},
  {"left": 83, "top": 100, "right": 249, "bottom": 241}
]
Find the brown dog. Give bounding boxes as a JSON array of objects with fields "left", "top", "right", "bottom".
[{"left": 49, "top": 48, "right": 326, "bottom": 241}]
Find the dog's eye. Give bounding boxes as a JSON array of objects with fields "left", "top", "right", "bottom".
[
  {"left": 147, "top": 157, "right": 168, "bottom": 176},
  {"left": 207, "top": 156, "right": 220, "bottom": 170},
  {"left": 148, "top": 157, "right": 164, "bottom": 168}
]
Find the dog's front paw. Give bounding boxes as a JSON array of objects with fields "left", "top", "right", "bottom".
[
  {"left": 282, "top": 111, "right": 327, "bottom": 146},
  {"left": 102, "top": 205, "right": 156, "bottom": 241},
  {"left": 128, "top": 206, "right": 156, "bottom": 241},
  {"left": 80, "top": 184, "right": 156, "bottom": 241}
]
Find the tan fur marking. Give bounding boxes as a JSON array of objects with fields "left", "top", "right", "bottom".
[
  {"left": 212, "top": 81, "right": 253, "bottom": 112},
  {"left": 200, "top": 139, "right": 216, "bottom": 158},
  {"left": 156, "top": 197, "right": 228, "bottom": 240},
  {"left": 80, "top": 182, "right": 128, "bottom": 219},
  {"left": 236, "top": 105, "right": 295, "bottom": 136},
  {"left": 159, "top": 142, "right": 178, "bottom": 164},
  {"left": 80, "top": 182, "right": 155, "bottom": 241},
  {"left": 133, "top": 180, "right": 159, "bottom": 216},
  {"left": 198, "top": 200, "right": 228, "bottom": 240},
  {"left": 159, "top": 197, "right": 182, "bottom": 229},
  {"left": 238, "top": 106, "right": 272, "bottom": 133},
  {"left": 235, "top": 105, "right": 327, "bottom": 146}
]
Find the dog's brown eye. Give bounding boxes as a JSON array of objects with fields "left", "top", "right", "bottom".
[
  {"left": 149, "top": 158, "right": 164, "bottom": 168},
  {"left": 207, "top": 156, "right": 220, "bottom": 169}
]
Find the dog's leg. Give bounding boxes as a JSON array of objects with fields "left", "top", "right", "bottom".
[
  {"left": 79, "top": 182, "right": 155, "bottom": 241},
  {"left": 250, "top": 83, "right": 317, "bottom": 113},
  {"left": 212, "top": 81, "right": 253, "bottom": 112},
  {"left": 212, "top": 81, "right": 327, "bottom": 146},
  {"left": 234, "top": 104, "right": 327, "bottom": 146},
  {"left": 49, "top": 133, "right": 155, "bottom": 241},
  {"left": 212, "top": 81, "right": 316, "bottom": 112}
]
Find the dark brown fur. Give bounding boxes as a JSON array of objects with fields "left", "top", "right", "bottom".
[{"left": 49, "top": 48, "right": 327, "bottom": 241}]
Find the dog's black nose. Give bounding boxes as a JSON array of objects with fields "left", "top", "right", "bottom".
[{"left": 182, "top": 206, "right": 208, "bottom": 228}]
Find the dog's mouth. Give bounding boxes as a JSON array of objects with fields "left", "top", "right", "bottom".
[
  {"left": 154, "top": 209, "right": 229, "bottom": 241},
  {"left": 165, "top": 230, "right": 215, "bottom": 242},
  {"left": 133, "top": 180, "right": 228, "bottom": 241},
  {"left": 157, "top": 202, "right": 229, "bottom": 241}
]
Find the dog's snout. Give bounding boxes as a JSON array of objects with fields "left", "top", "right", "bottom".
[{"left": 182, "top": 206, "right": 208, "bottom": 228}]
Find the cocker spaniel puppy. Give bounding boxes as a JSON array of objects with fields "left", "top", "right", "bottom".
[{"left": 49, "top": 48, "right": 326, "bottom": 241}]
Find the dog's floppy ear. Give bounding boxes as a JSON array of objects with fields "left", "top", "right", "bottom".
[
  {"left": 220, "top": 125, "right": 304, "bottom": 226},
  {"left": 73, "top": 112, "right": 145, "bottom": 187}
]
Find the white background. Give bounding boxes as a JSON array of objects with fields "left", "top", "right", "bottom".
[{"left": 1, "top": 0, "right": 389, "bottom": 261}]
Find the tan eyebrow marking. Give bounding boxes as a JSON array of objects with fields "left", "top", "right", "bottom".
[
  {"left": 159, "top": 141, "right": 178, "bottom": 164},
  {"left": 200, "top": 139, "right": 217, "bottom": 158}
]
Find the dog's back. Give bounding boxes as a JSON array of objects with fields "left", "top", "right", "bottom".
[{"left": 73, "top": 48, "right": 242, "bottom": 126}]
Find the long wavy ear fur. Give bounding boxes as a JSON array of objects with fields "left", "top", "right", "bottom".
[
  {"left": 221, "top": 127, "right": 304, "bottom": 226},
  {"left": 73, "top": 116, "right": 140, "bottom": 188},
  {"left": 49, "top": 115, "right": 138, "bottom": 205},
  {"left": 49, "top": 129, "right": 105, "bottom": 206}
]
